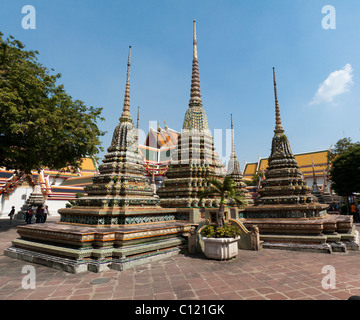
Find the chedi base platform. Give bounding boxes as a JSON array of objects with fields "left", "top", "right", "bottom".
[
  {"left": 4, "top": 209, "right": 194, "bottom": 273},
  {"left": 241, "top": 212, "right": 359, "bottom": 254}
]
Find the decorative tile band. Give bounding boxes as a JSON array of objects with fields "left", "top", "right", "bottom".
[{"left": 59, "top": 212, "right": 190, "bottom": 225}]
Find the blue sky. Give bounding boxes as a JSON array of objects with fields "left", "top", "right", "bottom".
[{"left": 1, "top": 0, "right": 360, "bottom": 168}]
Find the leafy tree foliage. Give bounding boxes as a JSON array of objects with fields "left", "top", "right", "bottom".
[
  {"left": 0, "top": 33, "right": 104, "bottom": 174},
  {"left": 330, "top": 137, "right": 360, "bottom": 162},
  {"left": 330, "top": 146, "right": 360, "bottom": 197}
]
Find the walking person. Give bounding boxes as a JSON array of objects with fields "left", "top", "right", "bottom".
[
  {"left": 25, "top": 207, "right": 33, "bottom": 224},
  {"left": 356, "top": 202, "right": 360, "bottom": 223},
  {"left": 351, "top": 203, "right": 357, "bottom": 221},
  {"left": 35, "top": 205, "right": 44, "bottom": 223},
  {"left": 43, "top": 205, "right": 49, "bottom": 223},
  {"left": 8, "top": 206, "right": 15, "bottom": 224}
]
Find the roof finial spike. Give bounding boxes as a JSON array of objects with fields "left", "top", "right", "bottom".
[
  {"left": 193, "top": 20, "right": 198, "bottom": 60},
  {"left": 227, "top": 114, "right": 241, "bottom": 175},
  {"left": 121, "top": 46, "right": 132, "bottom": 121},
  {"left": 137, "top": 106, "right": 140, "bottom": 129},
  {"left": 273, "top": 67, "right": 284, "bottom": 133},
  {"left": 231, "top": 114, "right": 235, "bottom": 156},
  {"left": 126, "top": 46, "right": 131, "bottom": 83}
]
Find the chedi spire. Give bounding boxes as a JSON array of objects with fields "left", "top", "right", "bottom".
[
  {"left": 120, "top": 46, "right": 132, "bottom": 122},
  {"left": 182, "top": 20, "right": 209, "bottom": 131},
  {"left": 273, "top": 67, "right": 284, "bottom": 134},
  {"left": 189, "top": 20, "right": 202, "bottom": 107}
]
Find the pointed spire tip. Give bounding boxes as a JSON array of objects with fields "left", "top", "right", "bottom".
[{"left": 273, "top": 67, "right": 283, "bottom": 133}]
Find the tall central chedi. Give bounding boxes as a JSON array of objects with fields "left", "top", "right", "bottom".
[{"left": 158, "top": 20, "right": 225, "bottom": 208}]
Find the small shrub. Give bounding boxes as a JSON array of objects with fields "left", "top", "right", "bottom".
[{"left": 201, "top": 224, "right": 241, "bottom": 238}]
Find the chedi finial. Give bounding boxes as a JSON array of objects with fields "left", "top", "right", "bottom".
[
  {"left": 193, "top": 20, "right": 198, "bottom": 60},
  {"left": 273, "top": 67, "right": 284, "bottom": 133},
  {"left": 189, "top": 20, "right": 202, "bottom": 106},
  {"left": 121, "top": 46, "right": 132, "bottom": 121}
]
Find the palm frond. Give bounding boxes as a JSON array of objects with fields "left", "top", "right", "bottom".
[
  {"left": 198, "top": 187, "right": 219, "bottom": 201},
  {"left": 222, "top": 175, "right": 234, "bottom": 191},
  {"left": 232, "top": 194, "right": 247, "bottom": 207},
  {"left": 205, "top": 178, "right": 224, "bottom": 193}
]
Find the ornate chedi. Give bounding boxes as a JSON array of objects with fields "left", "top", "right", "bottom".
[
  {"left": 242, "top": 68, "right": 357, "bottom": 253},
  {"left": 311, "top": 157, "right": 324, "bottom": 203},
  {"left": 227, "top": 114, "right": 253, "bottom": 206},
  {"left": 157, "top": 20, "right": 226, "bottom": 208},
  {"left": 5, "top": 46, "right": 193, "bottom": 273},
  {"left": 248, "top": 68, "right": 325, "bottom": 216},
  {"left": 58, "top": 46, "right": 160, "bottom": 225},
  {"left": 321, "top": 167, "right": 334, "bottom": 204},
  {"left": 25, "top": 181, "right": 45, "bottom": 207},
  {"left": 15, "top": 180, "right": 45, "bottom": 219}
]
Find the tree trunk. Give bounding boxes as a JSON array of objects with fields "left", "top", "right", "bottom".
[{"left": 217, "top": 203, "right": 225, "bottom": 228}]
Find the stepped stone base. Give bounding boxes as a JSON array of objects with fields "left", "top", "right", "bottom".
[
  {"left": 242, "top": 214, "right": 353, "bottom": 235},
  {"left": 242, "top": 214, "right": 359, "bottom": 254},
  {"left": 4, "top": 212, "right": 194, "bottom": 273},
  {"left": 5, "top": 238, "right": 184, "bottom": 273},
  {"left": 242, "top": 204, "right": 329, "bottom": 220}
]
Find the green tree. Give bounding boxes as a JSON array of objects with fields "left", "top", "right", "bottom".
[
  {"left": 330, "top": 146, "right": 360, "bottom": 199},
  {"left": 0, "top": 33, "right": 104, "bottom": 174},
  {"left": 198, "top": 176, "right": 247, "bottom": 228},
  {"left": 330, "top": 137, "right": 360, "bottom": 162},
  {"left": 251, "top": 171, "right": 264, "bottom": 187}
]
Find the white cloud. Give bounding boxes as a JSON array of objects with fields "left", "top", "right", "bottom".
[{"left": 310, "top": 64, "right": 354, "bottom": 105}]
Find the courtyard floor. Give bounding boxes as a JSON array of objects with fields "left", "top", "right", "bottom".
[{"left": 1, "top": 216, "right": 360, "bottom": 301}]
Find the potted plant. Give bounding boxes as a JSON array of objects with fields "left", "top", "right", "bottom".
[{"left": 198, "top": 176, "right": 247, "bottom": 260}]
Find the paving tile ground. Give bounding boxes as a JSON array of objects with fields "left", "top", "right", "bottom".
[{"left": 1, "top": 217, "right": 360, "bottom": 301}]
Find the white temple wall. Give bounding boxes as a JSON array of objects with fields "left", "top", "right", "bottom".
[{"left": 0, "top": 186, "right": 68, "bottom": 219}]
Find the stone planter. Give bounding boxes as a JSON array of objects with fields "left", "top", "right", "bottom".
[{"left": 202, "top": 236, "right": 240, "bottom": 260}]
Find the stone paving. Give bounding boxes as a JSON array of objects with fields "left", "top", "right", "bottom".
[{"left": 1, "top": 217, "right": 360, "bottom": 300}]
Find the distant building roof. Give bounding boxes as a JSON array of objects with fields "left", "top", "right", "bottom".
[{"left": 243, "top": 150, "right": 330, "bottom": 181}]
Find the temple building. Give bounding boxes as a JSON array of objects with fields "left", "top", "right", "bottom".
[
  {"left": 138, "top": 122, "right": 180, "bottom": 189},
  {"left": 0, "top": 158, "right": 98, "bottom": 218}
]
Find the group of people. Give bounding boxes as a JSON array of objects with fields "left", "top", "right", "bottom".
[
  {"left": 8, "top": 205, "right": 50, "bottom": 224},
  {"left": 25, "top": 205, "right": 49, "bottom": 224}
]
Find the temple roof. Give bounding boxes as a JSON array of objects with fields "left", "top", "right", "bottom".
[
  {"left": 144, "top": 124, "right": 179, "bottom": 149},
  {"left": 243, "top": 150, "right": 330, "bottom": 181}
]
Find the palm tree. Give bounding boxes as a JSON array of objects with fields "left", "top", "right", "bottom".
[{"left": 198, "top": 176, "right": 247, "bottom": 228}]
